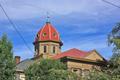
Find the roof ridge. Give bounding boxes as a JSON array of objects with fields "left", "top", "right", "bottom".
[
  {"left": 52, "top": 48, "right": 89, "bottom": 60},
  {"left": 16, "top": 58, "right": 32, "bottom": 65}
]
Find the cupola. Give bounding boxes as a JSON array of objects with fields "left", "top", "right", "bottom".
[{"left": 33, "top": 21, "right": 63, "bottom": 58}]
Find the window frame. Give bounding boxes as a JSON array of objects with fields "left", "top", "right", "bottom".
[
  {"left": 53, "top": 46, "right": 56, "bottom": 53},
  {"left": 43, "top": 45, "right": 47, "bottom": 53}
]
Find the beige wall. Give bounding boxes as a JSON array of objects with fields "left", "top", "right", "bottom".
[
  {"left": 67, "top": 60, "right": 101, "bottom": 77},
  {"left": 67, "top": 61, "right": 94, "bottom": 70},
  {"left": 85, "top": 51, "right": 103, "bottom": 61},
  {"left": 20, "top": 73, "right": 25, "bottom": 80},
  {"left": 40, "top": 42, "right": 60, "bottom": 54},
  {"left": 34, "top": 42, "right": 61, "bottom": 58},
  {"left": 16, "top": 72, "right": 25, "bottom": 80}
]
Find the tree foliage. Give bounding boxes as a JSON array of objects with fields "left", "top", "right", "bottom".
[
  {"left": 0, "top": 34, "right": 15, "bottom": 80},
  {"left": 108, "top": 23, "right": 120, "bottom": 52},
  {"left": 108, "top": 23, "right": 120, "bottom": 79},
  {"left": 84, "top": 70, "right": 110, "bottom": 80},
  {"left": 85, "top": 23, "right": 120, "bottom": 80},
  {"left": 25, "top": 59, "right": 77, "bottom": 80}
]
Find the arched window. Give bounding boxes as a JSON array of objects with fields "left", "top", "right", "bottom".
[
  {"left": 53, "top": 32, "right": 56, "bottom": 36},
  {"left": 44, "top": 46, "right": 47, "bottom": 53},
  {"left": 53, "top": 46, "right": 55, "bottom": 53}
]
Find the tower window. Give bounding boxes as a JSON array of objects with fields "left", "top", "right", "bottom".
[
  {"left": 53, "top": 46, "right": 55, "bottom": 53},
  {"left": 43, "top": 33, "right": 47, "bottom": 36},
  {"left": 37, "top": 34, "right": 39, "bottom": 38},
  {"left": 53, "top": 32, "right": 56, "bottom": 36},
  {"left": 44, "top": 46, "right": 47, "bottom": 53}
]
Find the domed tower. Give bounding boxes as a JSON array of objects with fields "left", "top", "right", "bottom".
[{"left": 33, "top": 21, "right": 63, "bottom": 58}]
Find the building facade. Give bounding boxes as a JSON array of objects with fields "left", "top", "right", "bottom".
[{"left": 15, "top": 20, "right": 107, "bottom": 80}]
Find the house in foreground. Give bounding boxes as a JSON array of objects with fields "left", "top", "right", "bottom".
[{"left": 15, "top": 20, "right": 107, "bottom": 80}]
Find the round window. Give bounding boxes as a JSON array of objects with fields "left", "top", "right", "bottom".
[
  {"left": 53, "top": 32, "right": 56, "bottom": 36},
  {"left": 43, "top": 33, "right": 47, "bottom": 36}
]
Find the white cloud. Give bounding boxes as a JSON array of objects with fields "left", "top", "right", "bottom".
[
  {"left": 0, "top": 0, "right": 120, "bottom": 20},
  {"left": 0, "top": 0, "right": 119, "bottom": 60},
  {"left": 62, "top": 34, "right": 107, "bottom": 50}
]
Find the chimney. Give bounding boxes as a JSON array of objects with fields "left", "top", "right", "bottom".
[{"left": 15, "top": 56, "right": 21, "bottom": 64}]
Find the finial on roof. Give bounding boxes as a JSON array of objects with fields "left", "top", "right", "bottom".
[{"left": 46, "top": 12, "right": 50, "bottom": 23}]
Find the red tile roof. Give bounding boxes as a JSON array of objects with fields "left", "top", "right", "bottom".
[
  {"left": 52, "top": 48, "right": 89, "bottom": 59},
  {"left": 34, "top": 22, "right": 61, "bottom": 43}
]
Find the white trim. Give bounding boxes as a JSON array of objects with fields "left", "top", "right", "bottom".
[
  {"left": 49, "top": 23, "right": 51, "bottom": 40},
  {"left": 54, "top": 27, "right": 60, "bottom": 41}
]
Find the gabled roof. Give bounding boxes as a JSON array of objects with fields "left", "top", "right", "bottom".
[
  {"left": 84, "top": 50, "right": 106, "bottom": 61},
  {"left": 52, "top": 48, "right": 88, "bottom": 59},
  {"left": 52, "top": 48, "right": 106, "bottom": 62},
  {"left": 34, "top": 22, "right": 61, "bottom": 43},
  {"left": 16, "top": 59, "right": 35, "bottom": 72}
]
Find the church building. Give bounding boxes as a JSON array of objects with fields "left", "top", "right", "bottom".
[{"left": 15, "top": 20, "right": 107, "bottom": 80}]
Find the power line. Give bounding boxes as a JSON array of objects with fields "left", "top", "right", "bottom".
[
  {"left": 102, "top": 0, "right": 120, "bottom": 9},
  {"left": 0, "top": 2, "right": 34, "bottom": 53}
]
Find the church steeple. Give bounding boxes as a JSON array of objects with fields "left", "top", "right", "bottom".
[{"left": 33, "top": 19, "right": 63, "bottom": 58}]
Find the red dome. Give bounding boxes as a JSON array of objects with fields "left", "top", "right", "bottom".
[{"left": 34, "top": 22, "right": 61, "bottom": 43}]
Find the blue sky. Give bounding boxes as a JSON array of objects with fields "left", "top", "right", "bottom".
[{"left": 0, "top": 0, "right": 120, "bottom": 60}]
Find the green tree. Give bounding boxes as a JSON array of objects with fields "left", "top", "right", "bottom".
[
  {"left": 25, "top": 59, "right": 77, "bottom": 80},
  {"left": 108, "top": 23, "right": 120, "bottom": 79},
  {"left": 108, "top": 23, "right": 120, "bottom": 53},
  {"left": 85, "top": 23, "right": 120, "bottom": 80},
  {"left": 84, "top": 69, "right": 110, "bottom": 80},
  {"left": 0, "top": 34, "right": 15, "bottom": 80}
]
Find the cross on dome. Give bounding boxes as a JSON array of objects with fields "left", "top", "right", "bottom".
[{"left": 46, "top": 12, "right": 50, "bottom": 23}]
